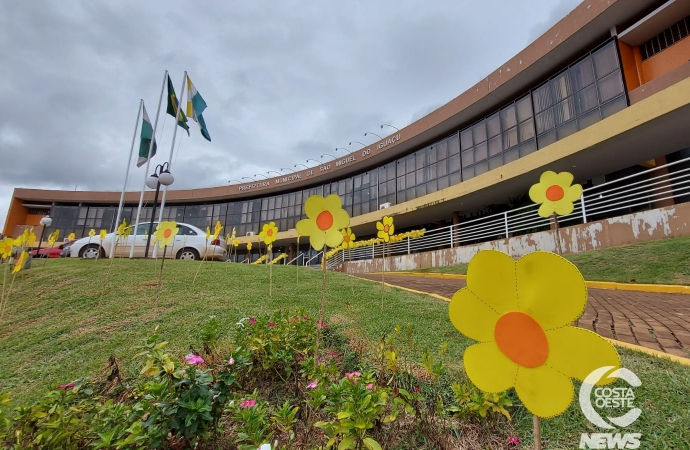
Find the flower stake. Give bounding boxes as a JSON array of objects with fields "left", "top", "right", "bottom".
[
  {"left": 448, "top": 250, "right": 620, "bottom": 450},
  {"left": 376, "top": 216, "right": 395, "bottom": 310},
  {"left": 296, "top": 235, "right": 300, "bottom": 283},
  {"left": 96, "top": 229, "right": 107, "bottom": 260},
  {"left": 101, "top": 220, "right": 129, "bottom": 298},
  {"left": 296, "top": 194, "right": 349, "bottom": 362},
  {"left": 341, "top": 228, "right": 356, "bottom": 295},
  {"left": 529, "top": 171, "right": 583, "bottom": 255},
  {"left": 0, "top": 238, "right": 14, "bottom": 309},
  {"left": 194, "top": 221, "right": 222, "bottom": 284},
  {"left": 42, "top": 230, "right": 59, "bottom": 267},
  {"left": 1, "top": 250, "right": 29, "bottom": 325},
  {"left": 259, "top": 221, "right": 278, "bottom": 297},
  {"left": 151, "top": 221, "right": 179, "bottom": 318}
]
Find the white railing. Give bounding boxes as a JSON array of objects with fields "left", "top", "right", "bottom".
[{"left": 325, "top": 155, "right": 690, "bottom": 268}]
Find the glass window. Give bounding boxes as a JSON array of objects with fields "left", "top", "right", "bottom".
[
  {"left": 516, "top": 95, "right": 533, "bottom": 123},
  {"left": 416, "top": 150, "right": 426, "bottom": 169},
  {"left": 575, "top": 84, "right": 599, "bottom": 114},
  {"left": 406, "top": 172, "right": 415, "bottom": 187},
  {"left": 415, "top": 168, "right": 425, "bottom": 185},
  {"left": 597, "top": 71, "right": 624, "bottom": 103},
  {"left": 354, "top": 175, "right": 362, "bottom": 189},
  {"left": 551, "top": 71, "right": 572, "bottom": 102},
  {"left": 437, "top": 158, "right": 448, "bottom": 177},
  {"left": 437, "top": 139, "right": 449, "bottom": 159},
  {"left": 448, "top": 134, "right": 460, "bottom": 156},
  {"left": 428, "top": 145, "right": 437, "bottom": 164},
  {"left": 488, "top": 135, "right": 502, "bottom": 157},
  {"left": 406, "top": 155, "right": 415, "bottom": 174},
  {"left": 532, "top": 83, "right": 552, "bottom": 113},
  {"left": 177, "top": 224, "right": 198, "bottom": 236},
  {"left": 487, "top": 113, "right": 501, "bottom": 138},
  {"left": 500, "top": 104, "right": 517, "bottom": 130},
  {"left": 570, "top": 56, "right": 595, "bottom": 91},
  {"left": 593, "top": 42, "right": 619, "bottom": 79},
  {"left": 387, "top": 164, "right": 396, "bottom": 181},
  {"left": 449, "top": 154, "right": 461, "bottom": 173},
  {"left": 503, "top": 127, "right": 518, "bottom": 149},
  {"left": 460, "top": 129, "right": 473, "bottom": 150},
  {"left": 519, "top": 119, "right": 535, "bottom": 142},
  {"left": 397, "top": 176, "right": 405, "bottom": 191},
  {"left": 461, "top": 149, "right": 474, "bottom": 168},
  {"left": 535, "top": 108, "right": 555, "bottom": 134},
  {"left": 553, "top": 97, "right": 576, "bottom": 126},
  {"left": 472, "top": 121, "right": 487, "bottom": 144},
  {"left": 475, "top": 142, "right": 488, "bottom": 162}
]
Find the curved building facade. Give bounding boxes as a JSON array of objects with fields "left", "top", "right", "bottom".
[{"left": 5, "top": 0, "right": 690, "bottom": 260}]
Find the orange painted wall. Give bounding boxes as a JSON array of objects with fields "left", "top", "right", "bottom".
[
  {"left": 618, "top": 41, "right": 642, "bottom": 91},
  {"left": 2, "top": 198, "right": 28, "bottom": 237},
  {"left": 640, "top": 36, "right": 690, "bottom": 83}
]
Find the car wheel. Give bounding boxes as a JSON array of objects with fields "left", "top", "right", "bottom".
[
  {"left": 177, "top": 248, "right": 200, "bottom": 260},
  {"left": 79, "top": 245, "right": 103, "bottom": 259}
]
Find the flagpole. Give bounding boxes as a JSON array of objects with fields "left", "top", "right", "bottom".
[
  {"left": 152, "top": 71, "right": 187, "bottom": 259},
  {"left": 130, "top": 70, "right": 167, "bottom": 258},
  {"left": 110, "top": 99, "right": 143, "bottom": 259}
]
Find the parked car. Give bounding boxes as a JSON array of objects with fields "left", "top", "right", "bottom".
[
  {"left": 30, "top": 241, "right": 74, "bottom": 258},
  {"left": 69, "top": 222, "right": 227, "bottom": 261}
]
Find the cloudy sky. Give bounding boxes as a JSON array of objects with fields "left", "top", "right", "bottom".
[{"left": 0, "top": 0, "right": 580, "bottom": 231}]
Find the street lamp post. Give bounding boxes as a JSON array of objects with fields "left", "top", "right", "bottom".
[
  {"left": 281, "top": 167, "right": 296, "bottom": 173},
  {"left": 294, "top": 164, "right": 309, "bottom": 170},
  {"left": 306, "top": 159, "right": 321, "bottom": 166},
  {"left": 349, "top": 141, "right": 366, "bottom": 148},
  {"left": 144, "top": 162, "right": 174, "bottom": 258},
  {"left": 242, "top": 176, "right": 257, "bottom": 182},
  {"left": 364, "top": 132, "right": 382, "bottom": 140},
  {"left": 321, "top": 154, "right": 337, "bottom": 161},
  {"left": 267, "top": 171, "right": 283, "bottom": 177},
  {"left": 35, "top": 215, "right": 53, "bottom": 257},
  {"left": 380, "top": 124, "right": 400, "bottom": 131},
  {"left": 254, "top": 174, "right": 268, "bottom": 179},
  {"left": 335, "top": 147, "right": 351, "bottom": 154}
]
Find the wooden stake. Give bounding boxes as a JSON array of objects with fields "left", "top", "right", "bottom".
[
  {"left": 381, "top": 242, "right": 385, "bottom": 310},
  {"left": 533, "top": 415, "right": 542, "bottom": 450},
  {"left": 314, "top": 245, "right": 327, "bottom": 364},
  {"left": 269, "top": 245, "right": 273, "bottom": 297},
  {"left": 349, "top": 248, "right": 354, "bottom": 296},
  {"left": 552, "top": 213, "right": 563, "bottom": 255},
  {"left": 153, "top": 245, "right": 168, "bottom": 319}
]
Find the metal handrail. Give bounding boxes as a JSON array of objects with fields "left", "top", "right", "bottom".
[{"left": 305, "top": 252, "right": 323, "bottom": 266}]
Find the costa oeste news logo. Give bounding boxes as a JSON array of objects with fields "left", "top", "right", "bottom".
[{"left": 579, "top": 366, "right": 642, "bottom": 449}]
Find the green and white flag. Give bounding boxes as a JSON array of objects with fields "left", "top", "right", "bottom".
[
  {"left": 137, "top": 104, "right": 157, "bottom": 167},
  {"left": 167, "top": 74, "right": 190, "bottom": 135},
  {"left": 186, "top": 75, "right": 211, "bottom": 141}
]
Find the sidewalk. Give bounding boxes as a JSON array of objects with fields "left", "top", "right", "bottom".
[{"left": 354, "top": 273, "right": 690, "bottom": 360}]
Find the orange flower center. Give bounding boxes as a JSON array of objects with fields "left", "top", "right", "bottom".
[
  {"left": 163, "top": 229, "right": 172, "bottom": 238},
  {"left": 267, "top": 229, "right": 273, "bottom": 237},
  {"left": 545, "top": 185, "right": 565, "bottom": 201},
  {"left": 316, "top": 211, "right": 334, "bottom": 230},
  {"left": 383, "top": 224, "right": 390, "bottom": 233},
  {"left": 344, "top": 235, "right": 350, "bottom": 242},
  {"left": 494, "top": 312, "right": 548, "bottom": 368}
]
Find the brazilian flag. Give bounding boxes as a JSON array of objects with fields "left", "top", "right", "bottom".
[{"left": 166, "top": 75, "right": 190, "bottom": 135}]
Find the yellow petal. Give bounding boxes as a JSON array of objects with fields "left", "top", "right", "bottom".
[
  {"left": 545, "top": 327, "right": 620, "bottom": 383},
  {"left": 528, "top": 182, "right": 547, "bottom": 204},
  {"left": 388, "top": 224, "right": 395, "bottom": 235},
  {"left": 565, "top": 184, "right": 583, "bottom": 202},
  {"left": 325, "top": 227, "right": 344, "bottom": 249},
  {"left": 539, "top": 171, "right": 559, "bottom": 185},
  {"left": 553, "top": 171, "right": 574, "bottom": 189},
  {"left": 332, "top": 208, "right": 350, "bottom": 231},
  {"left": 537, "top": 202, "right": 556, "bottom": 218},
  {"left": 350, "top": 232, "right": 356, "bottom": 241},
  {"left": 383, "top": 216, "right": 393, "bottom": 226},
  {"left": 295, "top": 218, "right": 317, "bottom": 237},
  {"left": 464, "top": 342, "right": 518, "bottom": 393},
  {"left": 304, "top": 195, "right": 327, "bottom": 219},
  {"left": 377, "top": 231, "right": 389, "bottom": 242},
  {"left": 553, "top": 199, "right": 575, "bottom": 216},
  {"left": 449, "top": 288, "right": 500, "bottom": 342},
  {"left": 323, "top": 193, "right": 343, "bottom": 212},
  {"left": 515, "top": 364, "right": 574, "bottom": 418},
  {"left": 516, "top": 251, "right": 586, "bottom": 330},
  {"left": 376, "top": 221, "right": 384, "bottom": 231},
  {"left": 310, "top": 231, "right": 326, "bottom": 251},
  {"left": 466, "top": 250, "right": 518, "bottom": 314}
]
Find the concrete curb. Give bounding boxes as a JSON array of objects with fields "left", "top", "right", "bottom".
[
  {"left": 368, "top": 271, "right": 690, "bottom": 295},
  {"left": 353, "top": 275, "right": 690, "bottom": 366}
]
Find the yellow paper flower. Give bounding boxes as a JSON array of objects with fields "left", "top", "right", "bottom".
[
  {"left": 13, "top": 251, "right": 29, "bottom": 274},
  {"left": 152, "top": 221, "right": 179, "bottom": 248},
  {"left": 0, "top": 238, "right": 14, "bottom": 259},
  {"left": 48, "top": 230, "right": 59, "bottom": 246},
  {"left": 88, "top": 229, "right": 96, "bottom": 238},
  {"left": 205, "top": 226, "right": 211, "bottom": 240},
  {"left": 19, "top": 229, "right": 36, "bottom": 249},
  {"left": 232, "top": 239, "right": 240, "bottom": 247},
  {"left": 529, "top": 171, "right": 583, "bottom": 218},
  {"left": 67, "top": 233, "right": 76, "bottom": 241},
  {"left": 295, "top": 194, "right": 350, "bottom": 251},
  {"left": 376, "top": 216, "right": 395, "bottom": 243},
  {"left": 448, "top": 250, "right": 620, "bottom": 418},
  {"left": 117, "top": 220, "right": 127, "bottom": 236},
  {"left": 341, "top": 228, "right": 356, "bottom": 249},
  {"left": 212, "top": 221, "right": 223, "bottom": 240},
  {"left": 99, "top": 229, "right": 107, "bottom": 241},
  {"left": 247, "top": 241, "right": 252, "bottom": 251},
  {"left": 230, "top": 227, "right": 236, "bottom": 241},
  {"left": 259, "top": 221, "right": 279, "bottom": 245}
]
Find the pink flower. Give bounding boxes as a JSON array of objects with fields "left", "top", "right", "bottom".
[
  {"left": 241, "top": 399, "right": 257, "bottom": 408},
  {"left": 307, "top": 380, "right": 318, "bottom": 389},
  {"left": 345, "top": 372, "right": 361, "bottom": 379},
  {"left": 57, "top": 382, "right": 75, "bottom": 390},
  {"left": 413, "top": 386, "right": 420, "bottom": 393},
  {"left": 249, "top": 317, "right": 256, "bottom": 325},
  {"left": 227, "top": 357, "right": 235, "bottom": 365},
  {"left": 366, "top": 383, "right": 373, "bottom": 390},
  {"left": 268, "top": 322, "right": 275, "bottom": 328},
  {"left": 293, "top": 317, "right": 300, "bottom": 322},
  {"left": 185, "top": 354, "right": 205, "bottom": 365},
  {"left": 296, "top": 355, "right": 303, "bottom": 362},
  {"left": 509, "top": 437, "right": 519, "bottom": 446},
  {"left": 317, "top": 320, "right": 328, "bottom": 329},
  {"left": 303, "top": 316, "right": 309, "bottom": 321}
]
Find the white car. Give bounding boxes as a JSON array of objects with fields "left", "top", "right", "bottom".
[{"left": 69, "top": 222, "right": 227, "bottom": 261}]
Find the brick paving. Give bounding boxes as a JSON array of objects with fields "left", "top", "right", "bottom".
[{"left": 355, "top": 274, "right": 690, "bottom": 359}]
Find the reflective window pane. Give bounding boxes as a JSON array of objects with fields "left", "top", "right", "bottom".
[
  {"left": 532, "top": 83, "right": 552, "bottom": 113},
  {"left": 472, "top": 121, "right": 487, "bottom": 144},
  {"left": 554, "top": 97, "right": 576, "bottom": 126},
  {"left": 597, "top": 71, "right": 624, "bottom": 103},
  {"left": 575, "top": 84, "right": 599, "bottom": 115},
  {"left": 474, "top": 141, "right": 488, "bottom": 162},
  {"left": 570, "top": 56, "right": 595, "bottom": 91},
  {"left": 551, "top": 71, "right": 572, "bottom": 102},
  {"left": 593, "top": 42, "right": 619, "bottom": 79},
  {"left": 488, "top": 135, "right": 502, "bottom": 157},
  {"left": 487, "top": 113, "right": 501, "bottom": 138},
  {"left": 535, "top": 108, "right": 555, "bottom": 134},
  {"left": 501, "top": 104, "right": 517, "bottom": 130},
  {"left": 503, "top": 127, "right": 518, "bottom": 150},
  {"left": 516, "top": 95, "right": 533, "bottom": 123}
]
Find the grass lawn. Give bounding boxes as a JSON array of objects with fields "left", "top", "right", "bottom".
[
  {"left": 0, "top": 258, "right": 688, "bottom": 448},
  {"left": 403, "top": 236, "right": 690, "bottom": 285}
]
